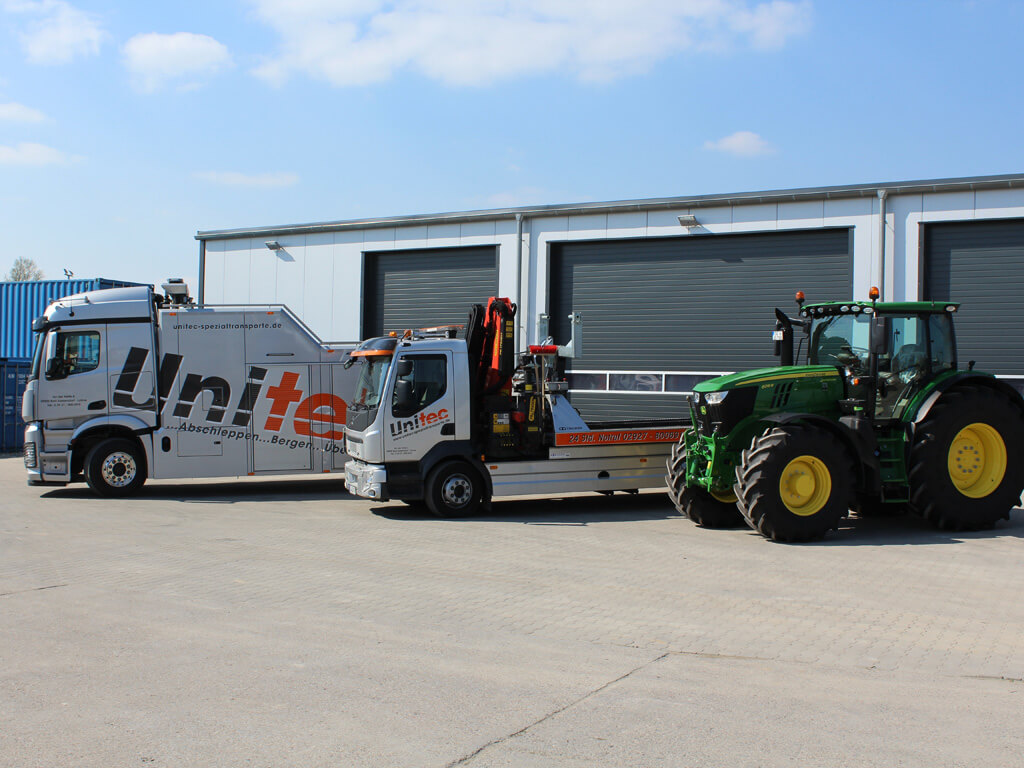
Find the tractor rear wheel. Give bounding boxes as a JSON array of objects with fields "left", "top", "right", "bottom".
[
  {"left": 909, "top": 388, "right": 1024, "bottom": 530},
  {"left": 735, "top": 425, "right": 854, "bottom": 542},
  {"left": 665, "top": 436, "right": 743, "bottom": 527}
]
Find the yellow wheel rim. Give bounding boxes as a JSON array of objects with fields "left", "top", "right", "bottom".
[
  {"left": 779, "top": 455, "right": 832, "bottom": 516},
  {"left": 710, "top": 487, "right": 737, "bottom": 503},
  {"left": 947, "top": 422, "right": 1006, "bottom": 499}
]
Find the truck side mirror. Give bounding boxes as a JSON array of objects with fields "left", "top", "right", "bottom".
[
  {"left": 870, "top": 315, "right": 891, "bottom": 355},
  {"left": 395, "top": 358, "right": 413, "bottom": 378},
  {"left": 45, "top": 357, "right": 66, "bottom": 380},
  {"left": 393, "top": 379, "right": 415, "bottom": 415}
]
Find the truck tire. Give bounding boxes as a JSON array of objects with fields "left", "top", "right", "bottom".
[
  {"left": 735, "top": 425, "right": 854, "bottom": 542},
  {"left": 909, "top": 388, "right": 1024, "bottom": 530},
  {"left": 425, "top": 461, "right": 484, "bottom": 518},
  {"left": 84, "top": 437, "right": 147, "bottom": 497},
  {"left": 665, "top": 435, "right": 743, "bottom": 527}
]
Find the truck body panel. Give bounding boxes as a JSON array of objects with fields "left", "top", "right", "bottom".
[{"left": 23, "top": 284, "right": 357, "bottom": 488}]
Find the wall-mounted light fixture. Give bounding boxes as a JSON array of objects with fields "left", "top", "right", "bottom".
[
  {"left": 265, "top": 240, "right": 282, "bottom": 250},
  {"left": 677, "top": 214, "right": 699, "bottom": 228}
]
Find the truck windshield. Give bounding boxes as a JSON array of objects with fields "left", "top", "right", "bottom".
[
  {"left": 809, "top": 314, "right": 872, "bottom": 372},
  {"left": 352, "top": 355, "right": 393, "bottom": 409}
]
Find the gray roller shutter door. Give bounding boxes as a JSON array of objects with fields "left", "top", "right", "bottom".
[
  {"left": 924, "top": 219, "right": 1024, "bottom": 376},
  {"left": 363, "top": 247, "right": 497, "bottom": 337},
  {"left": 550, "top": 229, "right": 852, "bottom": 421}
]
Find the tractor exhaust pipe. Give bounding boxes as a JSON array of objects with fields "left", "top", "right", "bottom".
[{"left": 773, "top": 308, "right": 794, "bottom": 367}]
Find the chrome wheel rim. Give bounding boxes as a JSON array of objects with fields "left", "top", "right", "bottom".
[
  {"left": 101, "top": 451, "right": 137, "bottom": 488},
  {"left": 441, "top": 474, "right": 472, "bottom": 509}
]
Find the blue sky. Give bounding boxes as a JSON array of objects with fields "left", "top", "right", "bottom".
[{"left": 1, "top": 0, "right": 1022, "bottom": 287}]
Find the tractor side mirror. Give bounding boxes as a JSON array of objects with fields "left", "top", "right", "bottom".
[
  {"left": 395, "top": 358, "right": 413, "bottom": 378},
  {"left": 393, "top": 379, "right": 415, "bottom": 415},
  {"left": 870, "top": 315, "right": 891, "bottom": 355}
]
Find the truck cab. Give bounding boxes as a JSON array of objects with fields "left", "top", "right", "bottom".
[{"left": 344, "top": 299, "right": 686, "bottom": 517}]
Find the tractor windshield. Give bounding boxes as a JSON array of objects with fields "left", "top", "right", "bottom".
[{"left": 809, "top": 313, "right": 872, "bottom": 372}]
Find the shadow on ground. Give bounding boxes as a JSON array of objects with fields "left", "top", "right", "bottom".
[
  {"left": 40, "top": 477, "right": 1024, "bottom": 544},
  {"left": 41, "top": 477, "right": 352, "bottom": 504},
  {"left": 372, "top": 491, "right": 682, "bottom": 525}
]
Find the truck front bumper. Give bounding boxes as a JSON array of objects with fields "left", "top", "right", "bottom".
[
  {"left": 23, "top": 423, "right": 68, "bottom": 486},
  {"left": 344, "top": 460, "right": 389, "bottom": 501}
]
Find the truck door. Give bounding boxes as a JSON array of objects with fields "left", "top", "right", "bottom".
[
  {"left": 37, "top": 325, "right": 107, "bottom": 423},
  {"left": 383, "top": 352, "right": 455, "bottom": 461}
]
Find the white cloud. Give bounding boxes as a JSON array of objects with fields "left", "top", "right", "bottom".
[
  {"left": 2, "top": 0, "right": 106, "bottom": 64},
  {"left": 122, "top": 32, "right": 232, "bottom": 93},
  {"left": 0, "top": 141, "right": 76, "bottom": 165},
  {"left": 248, "top": 0, "right": 812, "bottom": 87},
  {"left": 703, "top": 130, "right": 776, "bottom": 157},
  {"left": 193, "top": 171, "right": 299, "bottom": 188},
  {"left": 0, "top": 101, "right": 47, "bottom": 122}
]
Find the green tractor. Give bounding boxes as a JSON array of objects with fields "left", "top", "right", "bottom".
[{"left": 666, "top": 288, "right": 1024, "bottom": 542}]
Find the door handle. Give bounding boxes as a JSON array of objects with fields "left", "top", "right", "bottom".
[
  {"left": 440, "top": 423, "right": 455, "bottom": 436},
  {"left": 88, "top": 400, "right": 106, "bottom": 410}
]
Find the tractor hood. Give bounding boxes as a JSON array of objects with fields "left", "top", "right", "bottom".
[{"left": 694, "top": 365, "right": 841, "bottom": 393}]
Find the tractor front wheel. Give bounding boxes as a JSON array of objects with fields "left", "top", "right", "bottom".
[
  {"left": 735, "top": 425, "right": 854, "bottom": 542},
  {"left": 909, "top": 388, "right": 1024, "bottom": 530},
  {"left": 665, "top": 436, "right": 744, "bottom": 528}
]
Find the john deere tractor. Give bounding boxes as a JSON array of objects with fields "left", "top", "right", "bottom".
[{"left": 666, "top": 289, "right": 1024, "bottom": 542}]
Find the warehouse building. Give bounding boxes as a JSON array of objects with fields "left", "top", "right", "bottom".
[{"left": 196, "top": 173, "right": 1024, "bottom": 420}]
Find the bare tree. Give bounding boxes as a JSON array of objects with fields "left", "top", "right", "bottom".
[{"left": 6, "top": 257, "right": 44, "bottom": 281}]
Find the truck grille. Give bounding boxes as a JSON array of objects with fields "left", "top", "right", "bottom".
[{"left": 24, "top": 442, "right": 37, "bottom": 468}]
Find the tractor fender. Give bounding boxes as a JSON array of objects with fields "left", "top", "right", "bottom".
[
  {"left": 910, "top": 372, "right": 1024, "bottom": 425},
  {"left": 758, "top": 412, "right": 880, "bottom": 494}
]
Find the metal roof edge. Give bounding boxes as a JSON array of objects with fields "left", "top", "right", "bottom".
[{"left": 195, "top": 172, "right": 1024, "bottom": 241}]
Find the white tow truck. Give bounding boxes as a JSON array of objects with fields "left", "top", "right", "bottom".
[
  {"left": 23, "top": 280, "right": 357, "bottom": 495},
  {"left": 343, "top": 298, "right": 687, "bottom": 516}
]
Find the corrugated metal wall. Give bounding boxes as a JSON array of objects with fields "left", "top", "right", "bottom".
[
  {"left": 549, "top": 229, "right": 852, "bottom": 420},
  {"left": 362, "top": 247, "right": 498, "bottom": 337},
  {"left": 923, "top": 218, "right": 1024, "bottom": 376},
  {"left": 0, "top": 278, "right": 147, "bottom": 359},
  {"left": 1, "top": 359, "right": 30, "bottom": 452}
]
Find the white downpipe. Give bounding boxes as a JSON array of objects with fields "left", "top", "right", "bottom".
[{"left": 876, "top": 189, "right": 888, "bottom": 299}]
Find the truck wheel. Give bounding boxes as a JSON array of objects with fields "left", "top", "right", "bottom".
[
  {"left": 735, "top": 425, "right": 854, "bottom": 542},
  {"left": 909, "top": 388, "right": 1024, "bottom": 530},
  {"left": 84, "top": 438, "right": 147, "bottom": 497},
  {"left": 425, "top": 461, "right": 484, "bottom": 518}
]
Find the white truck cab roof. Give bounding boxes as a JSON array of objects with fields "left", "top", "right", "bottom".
[{"left": 42, "top": 285, "right": 153, "bottom": 325}]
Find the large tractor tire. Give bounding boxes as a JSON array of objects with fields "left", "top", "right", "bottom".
[
  {"left": 908, "top": 388, "right": 1024, "bottom": 531},
  {"left": 735, "top": 425, "right": 854, "bottom": 542},
  {"left": 665, "top": 436, "right": 744, "bottom": 528}
]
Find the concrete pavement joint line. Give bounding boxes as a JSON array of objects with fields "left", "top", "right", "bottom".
[
  {"left": 0, "top": 583, "right": 68, "bottom": 598},
  {"left": 445, "top": 652, "right": 671, "bottom": 768}
]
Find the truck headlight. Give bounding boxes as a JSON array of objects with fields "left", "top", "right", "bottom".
[{"left": 704, "top": 391, "right": 729, "bottom": 405}]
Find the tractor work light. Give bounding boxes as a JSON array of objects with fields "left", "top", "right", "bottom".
[{"left": 946, "top": 305, "right": 958, "bottom": 312}]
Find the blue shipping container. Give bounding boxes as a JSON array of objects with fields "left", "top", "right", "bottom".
[
  {"left": 1, "top": 358, "right": 31, "bottom": 453},
  {"left": 0, "top": 278, "right": 149, "bottom": 359}
]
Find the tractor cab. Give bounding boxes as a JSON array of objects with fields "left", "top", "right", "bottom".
[{"left": 797, "top": 293, "right": 959, "bottom": 420}]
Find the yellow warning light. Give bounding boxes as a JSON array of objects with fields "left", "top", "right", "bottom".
[
  {"left": 795, "top": 290, "right": 805, "bottom": 302},
  {"left": 389, "top": 331, "right": 397, "bottom": 337},
  {"left": 869, "top": 286, "right": 880, "bottom": 301}
]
